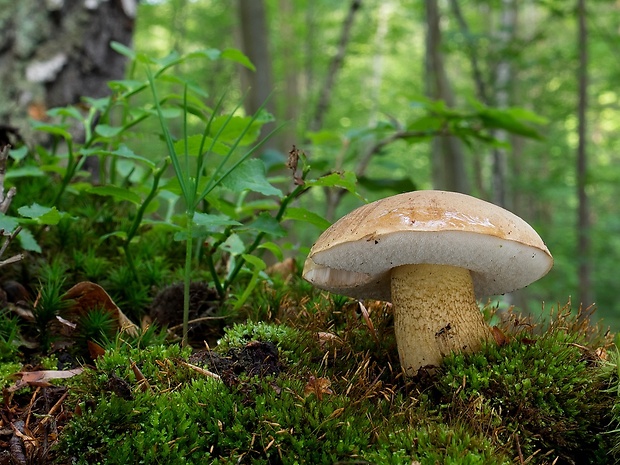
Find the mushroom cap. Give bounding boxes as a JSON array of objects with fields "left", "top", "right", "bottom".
[{"left": 303, "top": 190, "right": 553, "bottom": 301}]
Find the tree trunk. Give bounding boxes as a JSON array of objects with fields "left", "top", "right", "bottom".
[
  {"left": 424, "top": 0, "right": 469, "bottom": 194},
  {"left": 490, "top": 0, "right": 517, "bottom": 209},
  {"left": 237, "top": 0, "right": 274, "bottom": 116},
  {"left": 368, "top": 2, "right": 393, "bottom": 127},
  {"left": 0, "top": 0, "right": 137, "bottom": 145},
  {"left": 237, "top": 0, "right": 277, "bottom": 152},
  {"left": 277, "top": 0, "right": 300, "bottom": 153},
  {"left": 576, "top": 0, "right": 593, "bottom": 311}
]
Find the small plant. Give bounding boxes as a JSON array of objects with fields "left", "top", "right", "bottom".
[
  {"left": 76, "top": 308, "right": 116, "bottom": 348},
  {"left": 32, "top": 262, "right": 70, "bottom": 351}
]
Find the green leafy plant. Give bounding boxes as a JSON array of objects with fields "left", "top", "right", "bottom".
[
  {"left": 15, "top": 44, "right": 364, "bottom": 345},
  {"left": 145, "top": 76, "right": 280, "bottom": 345}
]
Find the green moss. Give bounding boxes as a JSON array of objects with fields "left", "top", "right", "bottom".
[
  {"left": 436, "top": 328, "right": 613, "bottom": 463},
  {"left": 0, "top": 361, "right": 23, "bottom": 389},
  {"left": 48, "top": 298, "right": 620, "bottom": 464},
  {"left": 217, "top": 320, "right": 315, "bottom": 366},
  {"left": 364, "top": 423, "right": 510, "bottom": 465}
]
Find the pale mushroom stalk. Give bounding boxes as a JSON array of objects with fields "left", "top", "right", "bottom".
[{"left": 391, "top": 263, "right": 492, "bottom": 375}]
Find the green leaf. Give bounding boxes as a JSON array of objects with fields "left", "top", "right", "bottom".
[
  {"left": 188, "top": 48, "right": 222, "bottom": 61},
  {"left": 221, "top": 48, "right": 255, "bottom": 71},
  {"left": 241, "top": 254, "right": 266, "bottom": 270},
  {"left": 306, "top": 171, "right": 360, "bottom": 195},
  {"left": 17, "top": 203, "right": 69, "bottom": 225},
  {"left": 47, "top": 106, "right": 83, "bottom": 121},
  {"left": 17, "top": 228, "right": 41, "bottom": 253},
  {"left": 406, "top": 115, "right": 444, "bottom": 133},
  {"left": 155, "top": 50, "right": 182, "bottom": 68},
  {"left": 110, "top": 41, "right": 136, "bottom": 59},
  {"left": 221, "top": 159, "right": 283, "bottom": 197},
  {"left": 283, "top": 207, "right": 331, "bottom": 230},
  {"left": 142, "top": 219, "right": 184, "bottom": 232},
  {"left": 220, "top": 233, "right": 244, "bottom": 255},
  {"left": 476, "top": 105, "right": 544, "bottom": 140},
  {"left": 88, "top": 185, "right": 142, "bottom": 205},
  {"left": 173, "top": 134, "right": 230, "bottom": 157},
  {"left": 244, "top": 212, "right": 286, "bottom": 237},
  {"left": 82, "top": 96, "right": 112, "bottom": 112},
  {"left": 257, "top": 241, "right": 284, "bottom": 261},
  {"left": 0, "top": 214, "right": 19, "bottom": 234},
  {"left": 5, "top": 166, "right": 45, "bottom": 179},
  {"left": 8, "top": 146, "right": 28, "bottom": 162},
  {"left": 193, "top": 212, "right": 242, "bottom": 229},
  {"left": 95, "top": 124, "right": 124, "bottom": 138},
  {"left": 100, "top": 230, "right": 128, "bottom": 242},
  {"left": 108, "top": 79, "right": 145, "bottom": 93},
  {"left": 93, "top": 145, "right": 157, "bottom": 169},
  {"left": 30, "top": 122, "right": 72, "bottom": 141}
]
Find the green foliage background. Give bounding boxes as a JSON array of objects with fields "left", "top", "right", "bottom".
[{"left": 131, "top": 1, "right": 620, "bottom": 327}]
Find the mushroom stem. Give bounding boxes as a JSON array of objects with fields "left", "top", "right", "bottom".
[{"left": 390, "top": 263, "right": 493, "bottom": 376}]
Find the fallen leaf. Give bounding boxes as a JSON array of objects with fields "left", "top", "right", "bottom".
[
  {"left": 63, "top": 281, "right": 138, "bottom": 336},
  {"left": 303, "top": 376, "right": 333, "bottom": 400},
  {"left": 87, "top": 340, "right": 106, "bottom": 359},
  {"left": 491, "top": 326, "right": 510, "bottom": 346},
  {"left": 9, "top": 368, "right": 83, "bottom": 392}
]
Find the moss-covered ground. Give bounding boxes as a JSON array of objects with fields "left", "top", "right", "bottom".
[
  {"left": 2, "top": 275, "right": 620, "bottom": 464},
  {"left": 0, "top": 194, "right": 618, "bottom": 464}
]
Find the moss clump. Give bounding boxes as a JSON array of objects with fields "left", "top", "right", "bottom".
[
  {"left": 435, "top": 321, "right": 614, "bottom": 463},
  {"left": 217, "top": 320, "right": 314, "bottom": 366},
  {"left": 364, "top": 423, "right": 510, "bottom": 465}
]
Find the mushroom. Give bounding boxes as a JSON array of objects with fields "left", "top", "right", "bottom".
[{"left": 303, "top": 190, "right": 553, "bottom": 376}]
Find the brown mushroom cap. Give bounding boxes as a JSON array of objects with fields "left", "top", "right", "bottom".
[{"left": 303, "top": 190, "right": 553, "bottom": 301}]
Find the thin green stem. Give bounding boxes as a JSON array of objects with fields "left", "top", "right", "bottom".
[
  {"left": 182, "top": 218, "right": 193, "bottom": 347},
  {"left": 51, "top": 139, "right": 75, "bottom": 206},
  {"left": 204, "top": 241, "right": 225, "bottom": 298},
  {"left": 126, "top": 160, "right": 170, "bottom": 242}
]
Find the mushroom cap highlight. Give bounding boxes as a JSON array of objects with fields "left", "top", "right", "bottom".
[{"left": 303, "top": 190, "right": 553, "bottom": 301}]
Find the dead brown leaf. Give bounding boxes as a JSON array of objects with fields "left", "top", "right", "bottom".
[
  {"left": 303, "top": 376, "right": 333, "bottom": 400},
  {"left": 9, "top": 368, "right": 83, "bottom": 392},
  {"left": 63, "top": 281, "right": 139, "bottom": 336},
  {"left": 491, "top": 326, "right": 510, "bottom": 346},
  {"left": 87, "top": 340, "right": 106, "bottom": 359}
]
